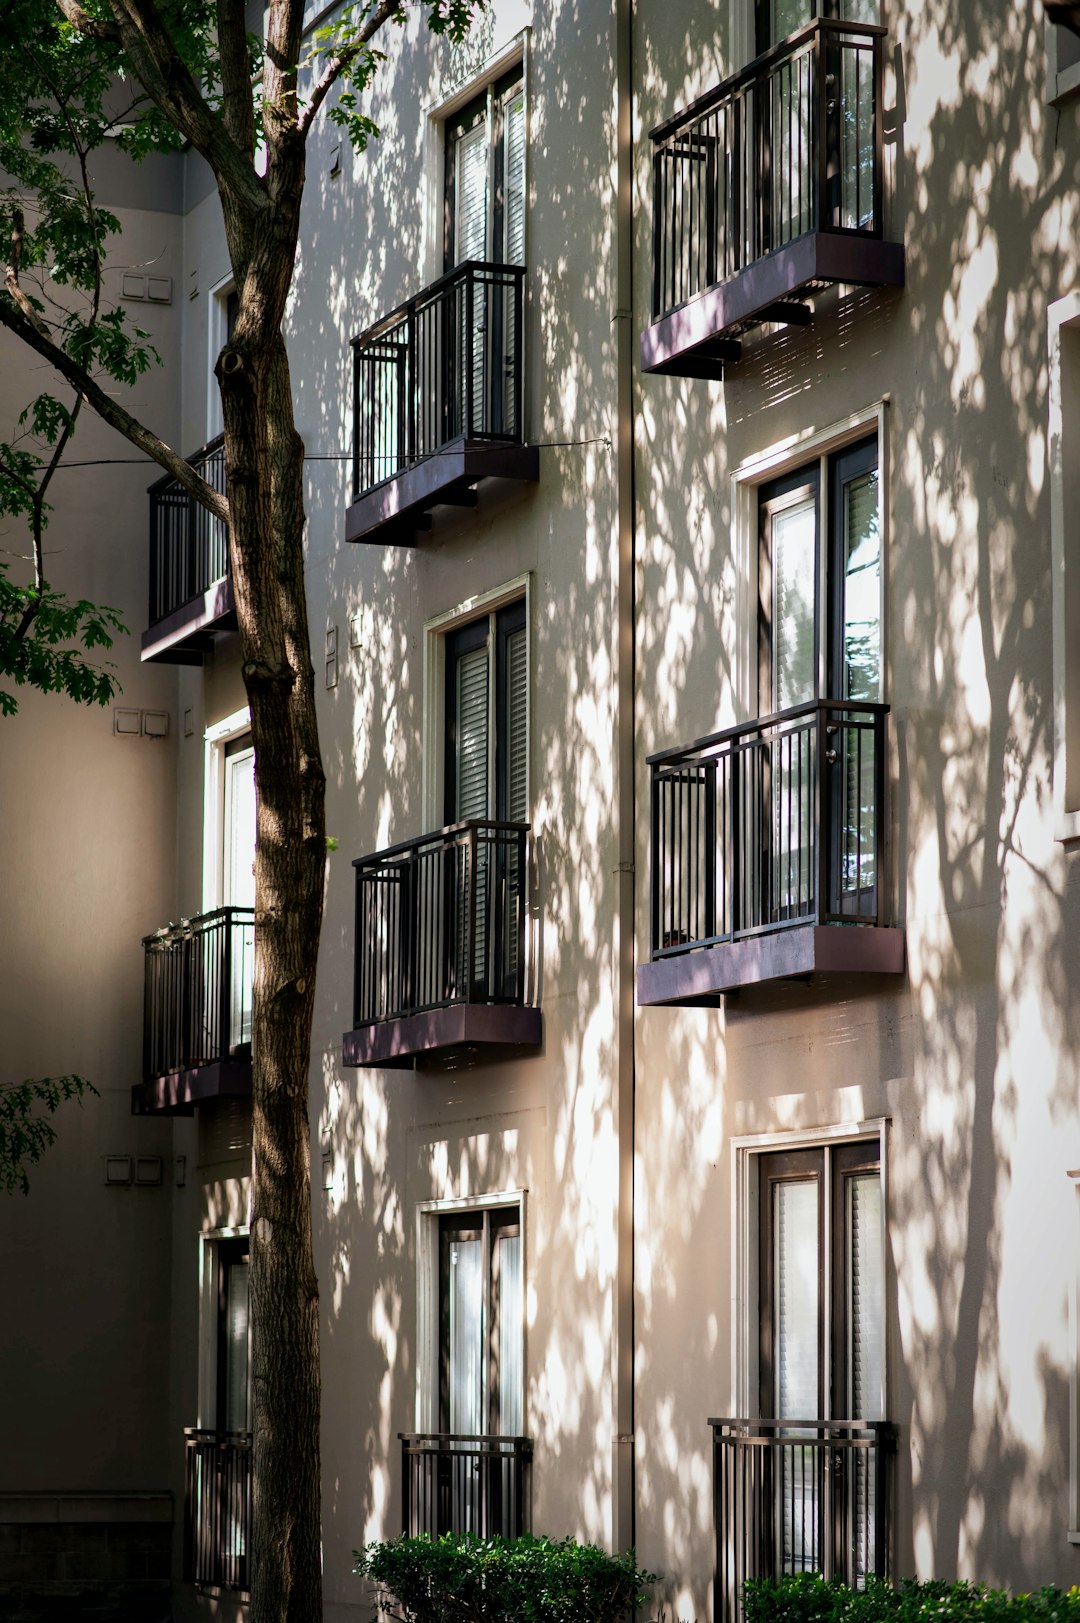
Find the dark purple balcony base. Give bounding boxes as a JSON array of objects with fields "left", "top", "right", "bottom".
[
  {"left": 637, "top": 923, "right": 905, "bottom": 1006},
  {"left": 141, "top": 576, "right": 236, "bottom": 665},
  {"left": 131, "top": 1058, "right": 252, "bottom": 1115},
  {"left": 641, "top": 232, "right": 906, "bottom": 378},
  {"left": 345, "top": 439, "right": 540, "bottom": 545},
  {"left": 343, "top": 1004, "right": 542, "bottom": 1069}
]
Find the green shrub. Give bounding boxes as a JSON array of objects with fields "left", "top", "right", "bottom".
[
  {"left": 742, "top": 1575, "right": 1080, "bottom": 1623},
  {"left": 354, "top": 1532, "right": 657, "bottom": 1623}
]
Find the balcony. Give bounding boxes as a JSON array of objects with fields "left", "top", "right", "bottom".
[
  {"left": 345, "top": 261, "right": 539, "bottom": 546},
  {"left": 637, "top": 702, "right": 904, "bottom": 1006},
  {"left": 400, "top": 1434, "right": 532, "bottom": 1540},
  {"left": 342, "top": 820, "right": 541, "bottom": 1069},
  {"left": 184, "top": 1428, "right": 252, "bottom": 1595},
  {"left": 133, "top": 906, "right": 255, "bottom": 1114},
  {"left": 141, "top": 436, "right": 234, "bottom": 664},
  {"left": 712, "top": 1418, "right": 895, "bottom": 1623},
  {"left": 641, "top": 19, "right": 904, "bottom": 379}
]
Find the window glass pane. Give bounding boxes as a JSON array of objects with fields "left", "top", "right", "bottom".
[
  {"left": 502, "top": 91, "right": 525, "bottom": 267},
  {"left": 770, "top": 0, "right": 812, "bottom": 41},
  {"left": 841, "top": 468, "right": 880, "bottom": 701},
  {"left": 455, "top": 643, "right": 490, "bottom": 821},
  {"left": 772, "top": 497, "right": 817, "bottom": 712},
  {"left": 839, "top": 0, "right": 879, "bottom": 21},
  {"left": 848, "top": 1171, "right": 883, "bottom": 1419},
  {"left": 448, "top": 1236, "right": 483, "bottom": 1434},
  {"left": 505, "top": 627, "right": 528, "bottom": 824},
  {"left": 225, "top": 1256, "right": 250, "bottom": 1432},
  {"left": 455, "top": 122, "right": 488, "bottom": 264},
  {"left": 497, "top": 1232, "right": 523, "bottom": 1435},
  {"left": 773, "top": 1177, "right": 819, "bottom": 1419}
]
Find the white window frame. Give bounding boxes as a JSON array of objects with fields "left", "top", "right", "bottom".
[
  {"left": 197, "top": 1224, "right": 250, "bottom": 1430},
  {"left": 206, "top": 273, "right": 236, "bottom": 442},
  {"left": 729, "top": 400, "right": 890, "bottom": 727},
  {"left": 422, "top": 31, "right": 530, "bottom": 286},
  {"left": 1047, "top": 20, "right": 1080, "bottom": 105},
  {"left": 414, "top": 1189, "right": 528, "bottom": 1432},
  {"left": 422, "top": 573, "right": 531, "bottom": 832},
  {"left": 731, "top": 1118, "right": 889, "bottom": 1419},
  {"left": 1048, "top": 293, "right": 1080, "bottom": 844},
  {"left": 202, "top": 705, "right": 252, "bottom": 913}
]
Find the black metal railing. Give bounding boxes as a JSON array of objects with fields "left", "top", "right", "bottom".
[
  {"left": 712, "top": 1418, "right": 894, "bottom": 1623},
  {"left": 400, "top": 1433, "right": 532, "bottom": 1540},
  {"left": 143, "top": 906, "right": 255, "bottom": 1079},
  {"left": 352, "top": 261, "right": 527, "bottom": 498},
  {"left": 651, "top": 18, "right": 885, "bottom": 319},
  {"left": 148, "top": 436, "right": 228, "bottom": 625},
  {"left": 649, "top": 701, "right": 888, "bottom": 957},
  {"left": 184, "top": 1428, "right": 252, "bottom": 1593},
  {"left": 353, "top": 821, "right": 530, "bottom": 1026}
]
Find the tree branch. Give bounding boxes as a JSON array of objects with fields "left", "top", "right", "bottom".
[
  {"left": 216, "top": 0, "right": 256, "bottom": 156},
  {"left": 297, "top": 0, "right": 404, "bottom": 139},
  {"left": 0, "top": 298, "right": 229, "bottom": 522},
  {"left": 53, "top": 0, "right": 119, "bottom": 41},
  {"left": 55, "top": 0, "right": 267, "bottom": 221}
]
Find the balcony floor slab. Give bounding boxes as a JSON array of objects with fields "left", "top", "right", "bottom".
[
  {"left": 140, "top": 576, "right": 236, "bottom": 665},
  {"left": 131, "top": 1058, "right": 252, "bottom": 1115},
  {"left": 345, "top": 438, "right": 540, "bottom": 544},
  {"left": 637, "top": 923, "right": 905, "bottom": 1006},
  {"left": 641, "top": 232, "right": 906, "bottom": 378},
  {"left": 343, "top": 1003, "right": 542, "bottom": 1068}
]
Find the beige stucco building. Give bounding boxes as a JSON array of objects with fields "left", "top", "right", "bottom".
[{"left": 3, "top": 2, "right": 1080, "bottom": 1620}]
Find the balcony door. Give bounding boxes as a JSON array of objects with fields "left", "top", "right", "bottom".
[
  {"left": 439, "top": 1206, "right": 524, "bottom": 1533},
  {"left": 757, "top": 0, "right": 879, "bottom": 52},
  {"left": 757, "top": 436, "right": 880, "bottom": 921},
  {"left": 444, "top": 602, "right": 527, "bottom": 999},
  {"left": 222, "top": 739, "right": 256, "bottom": 1051},
  {"left": 758, "top": 1141, "right": 883, "bottom": 1582},
  {"left": 445, "top": 71, "right": 525, "bottom": 437}
]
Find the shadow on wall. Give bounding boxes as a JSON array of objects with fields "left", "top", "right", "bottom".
[{"left": 632, "top": 0, "right": 1080, "bottom": 1614}]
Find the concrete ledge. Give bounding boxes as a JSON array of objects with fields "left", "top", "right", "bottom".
[
  {"left": 345, "top": 439, "right": 540, "bottom": 544},
  {"left": 640, "top": 232, "right": 906, "bottom": 377},
  {"left": 131, "top": 1059, "right": 251, "bottom": 1116},
  {"left": 343, "top": 1003, "right": 542, "bottom": 1067},
  {"left": 140, "top": 576, "right": 236, "bottom": 665},
  {"left": 637, "top": 923, "right": 906, "bottom": 1006}
]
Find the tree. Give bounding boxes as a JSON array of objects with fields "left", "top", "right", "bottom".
[
  {"left": 0, "top": 0, "right": 480, "bottom": 1615},
  {"left": 0, "top": 1075, "right": 98, "bottom": 1195}
]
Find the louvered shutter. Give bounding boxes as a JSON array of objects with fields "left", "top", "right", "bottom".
[
  {"left": 505, "top": 626, "right": 527, "bottom": 823},
  {"left": 455, "top": 644, "right": 490, "bottom": 821},
  {"left": 224, "top": 1255, "right": 251, "bottom": 1432},
  {"left": 502, "top": 89, "right": 525, "bottom": 266},
  {"left": 454, "top": 122, "right": 489, "bottom": 263}
]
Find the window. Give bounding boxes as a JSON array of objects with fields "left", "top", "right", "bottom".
[
  {"left": 1047, "top": 17, "right": 1080, "bottom": 104},
  {"left": 444, "top": 600, "right": 527, "bottom": 827},
  {"left": 439, "top": 1206, "right": 523, "bottom": 1437},
  {"left": 444, "top": 69, "right": 525, "bottom": 270},
  {"left": 728, "top": 1128, "right": 889, "bottom": 1592},
  {"left": 756, "top": 0, "right": 879, "bottom": 53},
  {"left": 756, "top": 435, "right": 881, "bottom": 919},
  {"left": 215, "top": 1236, "right": 251, "bottom": 1433},
  {"left": 758, "top": 435, "right": 880, "bottom": 715},
  {"left": 1048, "top": 294, "right": 1080, "bottom": 843}
]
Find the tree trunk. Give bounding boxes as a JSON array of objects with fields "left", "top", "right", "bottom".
[{"left": 218, "top": 309, "right": 325, "bottom": 1622}]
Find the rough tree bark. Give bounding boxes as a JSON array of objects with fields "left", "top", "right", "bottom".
[{"left": 0, "top": 0, "right": 478, "bottom": 1611}]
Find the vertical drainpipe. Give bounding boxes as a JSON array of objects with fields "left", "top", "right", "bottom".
[{"left": 612, "top": 0, "right": 637, "bottom": 1561}]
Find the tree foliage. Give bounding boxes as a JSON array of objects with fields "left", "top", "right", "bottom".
[
  {"left": 0, "top": 0, "right": 486, "bottom": 1617},
  {"left": 0, "top": 1075, "right": 98, "bottom": 1195},
  {"left": 355, "top": 1534, "right": 657, "bottom": 1623}
]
